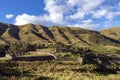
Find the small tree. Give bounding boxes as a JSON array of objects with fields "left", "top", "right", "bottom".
[{"left": 0, "top": 44, "right": 9, "bottom": 57}]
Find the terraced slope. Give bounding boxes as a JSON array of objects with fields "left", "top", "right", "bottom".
[
  {"left": 0, "top": 22, "right": 120, "bottom": 47},
  {"left": 0, "top": 23, "right": 19, "bottom": 43}
]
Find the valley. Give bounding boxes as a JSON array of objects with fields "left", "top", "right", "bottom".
[{"left": 0, "top": 22, "right": 120, "bottom": 80}]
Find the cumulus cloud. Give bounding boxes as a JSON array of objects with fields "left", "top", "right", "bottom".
[
  {"left": 15, "top": 13, "right": 51, "bottom": 25},
  {"left": 68, "top": 19, "right": 99, "bottom": 30},
  {"left": 14, "top": 0, "right": 120, "bottom": 30},
  {"left": 72, "top": 23, "right": 99, "bottom": 30},
  {"left": 15, "top": 13, "right": 41, "bottom": 25},
  {"left": 91, "top": 4, "right": 120, "bottom": 21},
  {"left": 15, "top": 0, "right": 66, "bottom": 26},
  {"left": 91, "top": 9, "right": 108, "bottom": 18},
  {"left": 69, "top": 11, "right": 85, "bottom": 20},
  {"left": 68, "top": 0, "right": 105, "bottom": 19},
  {"left": 44, "top": 0, "right": 65, "bottom": 23},
  {"left": 67, "top": 0, "right": 104, "bottom": 11},
  {"left": 5, "top": 14, "right": 14, "bottom": 19},
  {"left": 106, "top": 12, "right": 120, "bottom": 21}
]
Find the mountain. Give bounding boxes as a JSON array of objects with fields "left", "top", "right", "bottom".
[
  {"left": 0, "top": 22, "right": 120, "bottom": 48},
  {"left": 100, "top": 27, "right": 120, "bottom": 41}
]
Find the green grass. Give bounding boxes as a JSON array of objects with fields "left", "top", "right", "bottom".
[
  {"left": 1, "top": 22, "right": 120, "bottom": 47},
  {"left": 0, "top": 60, "right": 120, "bottom": 80},
  {"left": 57, "top": 52, "right": 80, "bottom": 58},
  {"left": 100, "top": 27, "right": 120, "bottom": 41},
  {"left": 89, "top": 45, "right": 120, "bottom": 54},
  {"left": 0, "top": 57, "right": 11, "bottom": 61},
  {"left": 37, "top": 48, "right": 55, "bottom": 52},
  {"left": 18, "top": 54, "right": 46, "bottom": 57}
]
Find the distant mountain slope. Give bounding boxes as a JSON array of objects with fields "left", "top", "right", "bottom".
[
  {"left": 100, "top": 27, "right": 120, "bottom": 41},
  {"left": 0, "top": 23, "right": 19, "bottom": 42},
  {"left": 18, "top": 24, "right": 49, "bottom": 43},
  {"left": 0, "top": 22, "right": 120, "bottom": 47}
]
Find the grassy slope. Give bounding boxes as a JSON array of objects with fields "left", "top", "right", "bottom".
[
  {"left": 18, "top": 24, "right": 49, "bottom": 43},
  {"left": 0, "top": 61, "right": 120, "bottom": 80},
  {"left": 49, "top": 26, "right": 69, "bottom": 44},
  {"left": 0, "top": 23, "right": 19, "bottom": 43},
  {"left": 1, "top": 28, "right": 18, "bottom": 42},
  {"left": 0, "top": 22, "right": 120, "bottom": 48},
  {"left": 100, "top": 27, "right": 120, "bottom": 41},
  {"left": 0, "top": 38, "right": 7, "bottom": 44}
]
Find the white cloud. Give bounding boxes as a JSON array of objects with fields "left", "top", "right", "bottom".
[
  {"left": 72, "top": 23, "right": 99, "bottom": 30},
  {"left": 5, "top": 14, "right": 14, "bottom": 19},
  {"left": 106, "top": 12, "right": 120, "bottom": 20},
  {"left": 67, "top": 0, "right": 79, "bottom": 7},
  {"left": 68, "top": 0, "right": 105, "bottom": 20},
  {"left": 68, "top": 19, "right": 99, "bottom": 30},
  {"left": 81, "top": 0, "right": 105, "bottom": 12},
  {"left": 14, "top": 0, "right": 120, "bottom": 30},
  {"left": 15, "top": 13, "right": 50, "bottom": 25},
  {"left": 91, "top": 9, "right": 108, "bottom": 18},
  {"left": 15, "top": 0, "right": 66, "bottom": 26},
  {"left": 15, "top": 13, "right": 39, "bottom": 25},
  {"left": 15, "top": 0, "right": 105, "bottom": 26},
  {"left": 69, "top": 11, "right": 85, "bottom": 19},
  {"left": 67, "top": 0, "right": 104, "bottom": 11},
  {"left": 91, "top": 4, "right": 120, "bottom": 21},
  {"left": 44, "top": 0, "right": 65, "bottom": 23},
  {"left": 81, "top": 19, "right": 93, "bottom": 24}
]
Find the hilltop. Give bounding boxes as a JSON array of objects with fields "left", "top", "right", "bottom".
[{"left": 100, "top": 27, "right": 120, "bottom": 41}]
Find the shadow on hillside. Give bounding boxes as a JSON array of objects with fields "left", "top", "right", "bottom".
[
  {"left": 0, "top": 67, "right": 21, "bottom": 77},
  {"left": 72, "top": 65, "right": 119, "bottom": 75},
  {"left": 35, "top": 76, "right": 54, "bottom": 80},
  {"left": 12, "top": 56, "right": 55, "bottom": 61},
  {"left": 9, "top": 25, "right": 20, "bottom": 40},
  {"left": 0, "top": 62, "right": 34, "bottom": 77},
  {"left": 0, "top": 67, "right": 34, "bottom": 77}
]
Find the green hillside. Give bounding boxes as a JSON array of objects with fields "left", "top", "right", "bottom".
[
  {"left": 100, "top": 27, "right": 120, "bottom": 41},
  {"left": 0, "top": 22, "right": 120, "bottom": 48}
]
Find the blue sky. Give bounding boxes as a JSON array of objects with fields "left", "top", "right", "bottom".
[{"left": 0, "top": 0, "right": 120, "bottom": 30}]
